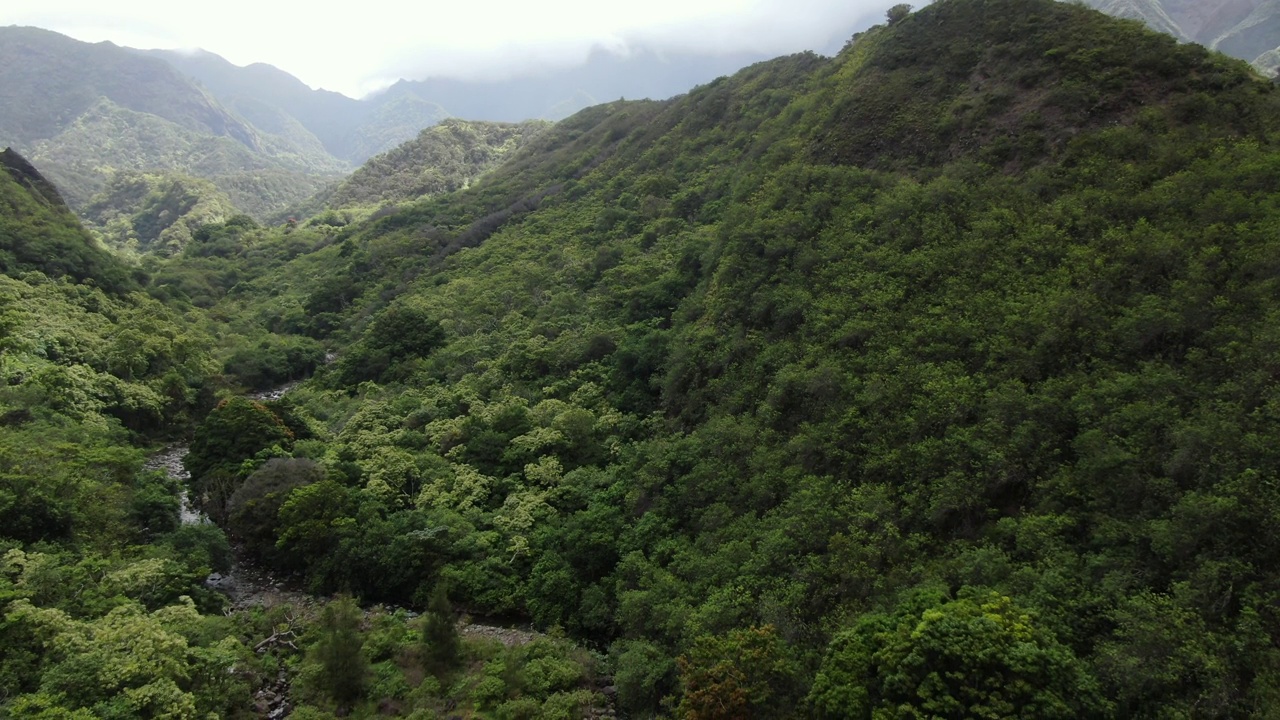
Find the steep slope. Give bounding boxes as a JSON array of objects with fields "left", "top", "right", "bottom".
[
  {"left": 1079, "top": 0, "right": 1280, "bottom": 72},
  {"left": 153, "top": 0, "right": 1280, "bottom": 715},
  {"left": 1181, "top": 0, "right": 1261, "bottom": 43},
  {"left": 1158, "top": 0, "right": 1246, "bottom": 39},
  {"left": 1257, "top": 44, "right": 1280, "bottom": 73},
  {"left": 0, "top": 27, "right": 347, "bottom": 219},
  {"left": 325, "top": 119, "right": 551, "bottom": 210},
  {"left": 1081, "top": 0, "right": 1186, "bottom": 38},
  {"left": 140, "top": 48, "right": 368, "bottom": 160},
  {"left": 0, "top": 26, "right": 256, "bottom": 149},
  {"left": 1212, "top": 0, "right": 1280, "bottom": 60},
  {"left": 0, "top": 148, "right": 136, "bottom": 292}
]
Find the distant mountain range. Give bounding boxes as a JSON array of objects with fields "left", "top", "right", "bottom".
[
  {"left": 4, "top": 3, "right": 1277, "bottom": 234},
  {"left": 0, "top": 26, "right": 347, "bottom": 217},
  {"left": 141, "top": 46, "right": 770, "bottom": 165},
  {"left": 0, "top": 23, "right": 777, "bottom": 227},
  {"left": 1080, "top": 0, "right": 1280, "bottom": 69},
  {"left": 134, "top": 47, "right": 437, "bottom": 166}
]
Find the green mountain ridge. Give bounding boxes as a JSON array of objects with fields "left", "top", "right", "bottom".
[
  {"left": 24, "top": 97, "right": 344, "bottom": 218},
  {"left": 141, "top": 47, "right": 455, "bottom": 165},
  {"left": 0, "top": 26, "right": 256, "bottom": 148},
  {"left": 0, "top": 26, "right": 349, "bottom": 223},
  {"left": 143, "top": 46, "right": 777, "bottom": 166},
  {"left": 0, "top": 146, "right": 67, "bottom": 209},
  {"left": 326, "top": 118, "right": 553, "bottom": 211},
  {"left": 9, "top": 0, "right": 1280, "bottom": 716},
  {"left": 138, "top": 47, "right": 382, "bottom": 164},
  {"left": 127, "top": 0, "right": 1280, "bottom": 714}
]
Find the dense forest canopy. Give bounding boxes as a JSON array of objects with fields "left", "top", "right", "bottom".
[{"left": 8, "top": 0, "right": 1280, "bottom": 716}]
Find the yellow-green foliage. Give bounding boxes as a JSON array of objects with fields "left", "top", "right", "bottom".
[
  {"left": 83, "top": 172, "right": 240, "bottom": 257},
  {"left": 328, "top": 119, "right": 552, "bottom": 210}
]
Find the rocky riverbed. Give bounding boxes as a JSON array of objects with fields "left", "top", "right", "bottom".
[{"left": 142, "top": 445, "right": 204, "bottom": 525}]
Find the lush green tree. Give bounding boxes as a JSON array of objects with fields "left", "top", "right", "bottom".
[
  {"left": 223, "top": 334, "right": 326, "bottom": 391},
  {"left": 5, "top": 598, "right": 246, "bottom": 717},
  {"left": 420, "top": 583, "right": 460, "bottom": 677},
  {"left": 677, "top": 625, "right": 800, "bottom": 720},
  {"left": 333, "top": 297, "right": 446, "bottom": 385},
  {"left": 127, "top": 470, "right": 181, "bottom": 541},
  {"left": 227, "top": 457, "right": 324, "bottom": 562},
  {"left": 184, "top": 397, "right": 293, "bottom": 522},
  {"left": 612, "top": 639, "right": 679, "bottom": 717},
  {"left": 274, "top": 479, "right": 356, "bottom": 576},
  {"left": 308, "top": 596, "right": 368, "bottom": 710},
  {"left": 886, "top": 3, "right": 913, "bottom": 24},
  {"left": 810, "top": 594, "right": 1107, "bottom": 719},
  {"left": 5, "top": 0, "right": 1272, "bottom": 716}
]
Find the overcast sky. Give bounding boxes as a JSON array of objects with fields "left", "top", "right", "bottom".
[{"left": 1, "top": 0, "right": 900, "bottom": 97}]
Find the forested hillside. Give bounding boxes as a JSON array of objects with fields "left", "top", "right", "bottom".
[
  {"left": 9, "top": 0, "right": 1280, "bottom": 716},
  {"left": 324, "top": 119, "right": 552, "bottom": 211},
  {"left": 0, "top": 148, "right": 137, "bottom": 292},
  {"left": 0, "top": 147, "right": 240, "bottom": 715},
  {"left": 0, "top": 27, "right": 348, "bottom": 217},
  {"left": 81, "top": 171, "right": 241, "bottom": 256}
]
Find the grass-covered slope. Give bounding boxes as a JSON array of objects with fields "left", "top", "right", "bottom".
[{"left": 131, "top": 0, "right": 1280, "bottom": 715}]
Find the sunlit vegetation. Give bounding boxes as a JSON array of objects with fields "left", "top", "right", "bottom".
[
  {"left": 326, "top": 119, "right": 552, "bottom": 211},
  {"left": 82, "top": 171, "right": 240, "bottom": 257}
]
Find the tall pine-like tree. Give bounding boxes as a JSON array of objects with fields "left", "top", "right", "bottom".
[
  {"left": 421, "top": 583, "right": 460, "bottom": 677},
  {"left": 312, "top": 596, "right": 367, "bottom": 709}
]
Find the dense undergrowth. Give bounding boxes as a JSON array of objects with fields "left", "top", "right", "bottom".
[{"left": 8, "top": 0, "right": 1280, "bottom": 716}]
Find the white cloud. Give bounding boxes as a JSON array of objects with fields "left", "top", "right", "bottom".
[{"left": 2, "top": 0, "right": 900, "bottom": 97}]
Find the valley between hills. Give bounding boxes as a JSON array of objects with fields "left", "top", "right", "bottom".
[{"left": 5, "top": 0, "right": 1280, "bottom": 717}]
